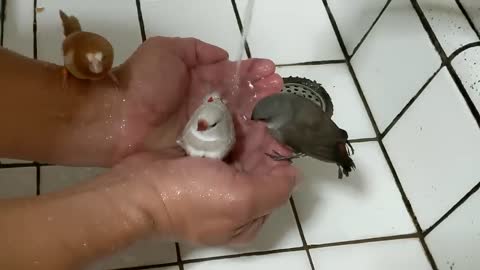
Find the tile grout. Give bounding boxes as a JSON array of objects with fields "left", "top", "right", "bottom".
[
  {"left": 289, "top": 197, "right": 316, "bottom": 270},
  {"left": 320, "top": 1, "right": 438, "bottom": 269},
  {"left": 448, "top": 41, "right": 480, "bottom": 61},
  {"left": 424, "top": 180, "right": 480, "bottom": 237},
  {"left": 231, "top": 0, "right": 252, "bottom": 59},
  {"left": 32, "top": 0, "right": 37, "bottom": 59},
  {"left": 135, "top": 0, "right": 147, "bottom": 42},
  {"left": 0, "top": 0, "right": 5, "bottom": 46},
  {"left": 350, "top": 0, "right": 392, "bottom": 59},
  {"left": 175, "top": 242, "right": 184, "bottom": 270},
  {"left": 410, "top": 0, "right": 480, "bottom": 130},
  {"left": 381, "top": 65, "right": 443, "bottom": 139},
  {"left": 276, "top": 59, "right": 345, "bottom": 67},
  {"left": 455, "top": 0, "right": 480, "bottom": 40},
  {"left": 110, "top": 233, "right": 422, "bottom": 270}
]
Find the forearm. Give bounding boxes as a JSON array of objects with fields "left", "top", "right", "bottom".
[
  {"left": 0, "top": 173, "right": 154, "bottom": 270},
  {"left": 0, "top": 47, "right": 118, "bottom": 166}
]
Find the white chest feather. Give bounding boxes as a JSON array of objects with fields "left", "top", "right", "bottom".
[{"left": 177, "top": 92, "right": 236, "bottom": 160}]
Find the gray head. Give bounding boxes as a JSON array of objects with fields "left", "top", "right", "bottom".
[{"left": 251, "top": 93, "right": 291, "bottom": 125}]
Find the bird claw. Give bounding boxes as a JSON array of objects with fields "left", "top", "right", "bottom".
[{"left": 265, "top": 150, "right": 304, "bottom": 162}]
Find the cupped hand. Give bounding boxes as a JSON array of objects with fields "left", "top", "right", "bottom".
[
  {"left": 87, "top": 36, "right": 290, "bottom": 165},
  {"left": 97, "top": 150, "right": 298, "bottom": 246}
]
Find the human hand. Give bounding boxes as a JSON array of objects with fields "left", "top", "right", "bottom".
[
  {"left": 100, "top": 150, "right": 298, "bottom": 246},
  {"left": 76, "top": 36, "right": 287, "bottom": 166}
]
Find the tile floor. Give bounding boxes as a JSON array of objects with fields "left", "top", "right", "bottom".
[{"left": 1, "top": 0, "right": 479, "bottom": 269}]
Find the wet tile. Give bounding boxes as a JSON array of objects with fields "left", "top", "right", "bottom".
[
  {"left": 184, "top": 250, "right": 311, "bottom": 270},
  {"left": 383, "top": 67, "right": 480, "bottom": 229},
  {"left": 180, "top": 203, "right": 302, "bottom": 260},
  {"left": 40, "top": 166, "right": 107, "bottom": 193},
  {"left": 451, "top": 46, "right": 480, "bottom": 112},
  {"left": 277, "top": 64, "right": 376, "bottom": 140},
  {"left": 2, "top": 0, "right": 34, "bottom": 57},
  {"left": 86, "top": 236, "right": 177, "bottom": 270},
  {"left": 426, "top": 187, "right": 480, "bottom": 270},
  {"left": 310, "top": 238, "right": 432, "bottom": 269},
  {"left": 0, "top": 167, "right": 36, "bottom": 199},
  {"left": 292, "top": 141, "right": 415, "bottom": 245},
  {"left": 329, "top": 0, "right": 389, "bottom": 55},
  {"left": 351, "top": 0, "right": 441, "bottom": 132},
  {"left": 36, "top": 0, "right": 142, "bottom": 65},
  {"left": 236, "top": 0, "right": 343, "bottom": 65},
  {"left": 140, "top": 0, "right": 245, "bottom": 60},
  {"left": 418, "top": 0, "right": 479, "bottom": 56},
  {"left": 460, "top": 0, "right": 480, "bottom": 34}
]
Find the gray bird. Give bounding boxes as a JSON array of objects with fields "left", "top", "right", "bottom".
[{"left": 251, "top": 76, "right": 355, "bottom": 179}]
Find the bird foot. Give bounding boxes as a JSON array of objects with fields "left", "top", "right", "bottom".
[{"left": 265, "top": 150, "right": 304, "bottom": 162}]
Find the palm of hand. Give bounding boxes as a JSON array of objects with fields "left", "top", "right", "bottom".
[{"left": 109, "top": 37, "right": 292, "bottom": 171}]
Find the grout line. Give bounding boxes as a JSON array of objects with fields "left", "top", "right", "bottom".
[
  {"left": 0, "top": 162, "right": 52, "bottom": 168},
  {"left": 410, "top": 0, "right": 480, "bottom": 129},
  {"left": 0, "top": 0, "right": 5, "bottom": 46},
  {"left": 308, "top": 233, "right": 418, "bottom": 250},
  {"left": 381, "top": 65, "right": 443, "bottom": 139},
  {"left": 350, "top": 0, "right": 392, "bottom": 59},
  {"left": 456, "top": 0, "right": 480, "bottom": 40},
  {"left": 175, "top": 242, "right": 184, "bottom": 270},
  {"left": 276, "top": 59, "right": 346, "bottom": 67},
  {"left": 35, "top": 163, "right": 40, "bottom": 195},
  {"left": 135, "top": 0, "right": 146, "bottom": 42},
  {"left": 109, "top": 261, "right": 180, "bottom": 270},
  {"left": 289, "top": 197, "right": 316, "bottom": 270},
  {"left": 33, "top": 0, "right": 37, "bottom": 59},
  {"left": 231, "top": 0, "right": 252, "bottom": 59},
  {"left": 348, "top": 137, "right": 377, "bottom": 143},
  {"left": 321, "top": 1, "right": 438, "bottom": 269},
  {"left": 424, "top": 180, "right": 480, "bottom": 237},
  {"left": 319, "top": 0, "right": 381, "bottom": 138},
  {"left": 448, "top": 41, "right": 480, "bottom": 62}
]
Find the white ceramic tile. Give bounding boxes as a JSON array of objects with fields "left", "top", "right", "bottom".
[
  {"left": 2, "top": 0, "right": 34, "bottom": 57},
  {"left": 329, "top": 0, "right": 389, "bottom": 55},
  {"left": 0, "top": 167, "right": 36, "bottom": 198},
  {"left": 383, "top": 67, "right": 480, "bottom": 229},
  {"left": 351, "top": 0, "right": 442, "bottom": 132},
  {"left": 310, "top": 238, "right": 432, "bottom": 269},
  {"left": 461, "top": 0, "right": 480, "bottom": 34},
  {"left": 86, "top": 235, "right": 177, "bottom": 270},
  {"left": 40, "top": 166, "right": 107, "bottom": 193},
  {"left": 418, "top": 0, "right": 479, "bottom": 56},
  {"left": 140, "top": 0, "right": 245, "bottom": 60},
  {"left": 36, "top": 0, "right": 142, "bottom": 65},
  {"left": 451, "top": 46, "right": 480, "bottom": 112},
  {"left": 292, "top": 141, "right": 415, "bottom": 245},
  {"left": 180, "top": 203, "right": 302, "bottom": 260},
  {"left": 277, "top": 64, "right": 376, "bottom": 139},
  {"left": 236, "top": 0, "right": 344, "bottom": 64},
  {"left": 184, "top": 250, "right": 311, "bottom": 270},
  {"left": 0, "top": 159, "right": 33, "bottom": 164},
  {"left": 426, "top": 188, "right": 480, "bottom": 270}
]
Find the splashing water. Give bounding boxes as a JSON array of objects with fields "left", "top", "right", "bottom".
[{"left": 232, "top": 0, "right": 256, "bottom": 98}]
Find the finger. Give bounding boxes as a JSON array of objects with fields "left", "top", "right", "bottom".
[
  {"left": 243, "top": 165, "right": 298, "bottom": 218},
  {"left": 160, "top": 37, "right": 229, "bottom": 67},
  {"left": 230, "top": 215, "right": 268, "bottom": 245}
]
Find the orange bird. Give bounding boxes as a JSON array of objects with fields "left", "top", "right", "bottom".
[{"left": 59, "top": 9, "right": 119, "bottom": 89}]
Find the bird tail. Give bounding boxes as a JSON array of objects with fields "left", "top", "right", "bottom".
[
  {"left": 59, "top": 9, "right": 81, "bottom": 36},
  {"left": 336, "top": 141, "right": 356, "bottom": 179}
]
